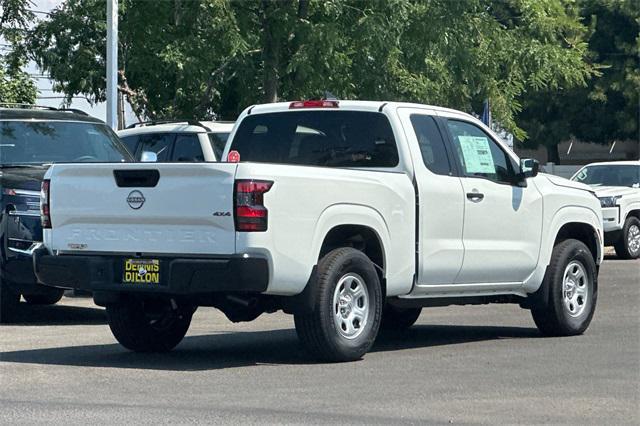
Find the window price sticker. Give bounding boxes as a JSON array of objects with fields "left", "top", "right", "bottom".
[{"left": 458, "top": 136, "right": 495, "bottom": 174}]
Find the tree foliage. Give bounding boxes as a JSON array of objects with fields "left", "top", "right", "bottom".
[
  {"left": 29, "top": 0, "right": 595, "bottom": 134},
  {"left": 518, "top": 0, "right": 639, "bottom": 162},
  {"left": 0, "top": 0, "right": 37, "bottom": 104}
]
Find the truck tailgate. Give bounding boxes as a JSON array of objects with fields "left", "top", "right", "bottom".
[{"left": 47, "top": 163, "right": 238, "bottom": 255}]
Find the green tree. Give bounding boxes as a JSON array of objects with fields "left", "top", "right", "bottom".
[
  {"left": 0, "top": 0, "right": 37, "bottom": 104},
  {"left": 29, "top": 0, "right": 595, "bottom": 134},
  {"left": 224, "top": 0, "right": 595, "bottom": 135},
  {"left": 518, "top": 0, "right": 639, "bottom": 163},
  {"left": 29, "top": 0, "right": 246, "bottom": 120}
]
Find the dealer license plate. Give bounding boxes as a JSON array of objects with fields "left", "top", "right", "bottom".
[{"left": 123, "top": 259, "right": 160, "bottom": 285}]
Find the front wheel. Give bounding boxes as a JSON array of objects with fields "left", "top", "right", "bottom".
[
  {"left": 23, "top": 288, "right": 64, "bottom": 305},
  {"left": 106, "top": 297, "right": 193, "bottom": 352},
  {"left": 614, "top": 216, "right": 640, "bottom": 259},
  {"left": 294, "top": 247, "right": 382, "bottom": 362},
  {"left": 531, "top": 239, "right": 597, "bottom": 336}
]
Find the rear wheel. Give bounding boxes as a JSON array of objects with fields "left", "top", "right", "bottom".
[
  {"left": 23, "top": 288, "right": 64, "bottom": 305},
  {"left": 0, "top": 278, "right": 20, "bottom": 323},
  {"left": 614, "top": 216, "right": 640, "bottom": 259},
  {"left": 381, "top": 305, "right": 422, "bottom": 331},
  {"left": 106, "top": 297, "right": 193, "bottom": 352},
  {"left": 531, "top": 239, "right": 597, "bottom": 336},
  {"left": 294, "top": 247, "right": 382, "bottom": 362}
]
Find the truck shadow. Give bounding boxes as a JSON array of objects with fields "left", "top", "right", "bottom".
[
  {"left": 0, "top": 324, "right": 539, "bottom": 371},
  {"left": 4, "top": 302, "right": 106, "bottom": 326}
]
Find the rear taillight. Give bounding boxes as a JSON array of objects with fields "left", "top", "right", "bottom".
[
  {"left": 41, "top": 179, "right": 51, "bottom": 228},
  {"left": 234, "top": 180, "right": 273, "bottom": 232},
  {"left": 289, "top": 100, "right": 339, "bottom": 109}
]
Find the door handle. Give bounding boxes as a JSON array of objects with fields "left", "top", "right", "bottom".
[{"left": 466, "top": 191, "right": 484, "bottom": 202}]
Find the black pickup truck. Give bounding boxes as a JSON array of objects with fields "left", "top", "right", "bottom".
[{"left": 0, "top": 106, "right": 133, "bottom": 322}]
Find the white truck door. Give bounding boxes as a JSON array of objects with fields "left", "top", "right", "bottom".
[
  {"left": 441, "top": 115, "right": 543, "bottom": 284},
  {"left": 397, "top": 108, "right": 465, "bottom": 285}
]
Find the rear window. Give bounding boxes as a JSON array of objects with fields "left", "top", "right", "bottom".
[{"left": 230, "top": 111, "right": 399, "bottom": 168}]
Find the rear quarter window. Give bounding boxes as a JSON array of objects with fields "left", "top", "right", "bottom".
[
  {"left": 208, "top": 132, "right": 230, "bottom": 160},
  {"left": 230, "top": 111, "right": 399, "bottom": 168}
]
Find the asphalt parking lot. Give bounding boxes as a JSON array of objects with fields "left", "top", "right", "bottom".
[{"left": 1, "top": 257, "right": 638, "bottom": 425}]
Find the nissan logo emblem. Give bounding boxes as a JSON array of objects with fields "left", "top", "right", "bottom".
[{"left": 127, "top": 190, "right": 145, "bottom": 210}]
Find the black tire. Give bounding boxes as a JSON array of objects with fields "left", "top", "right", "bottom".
[
  {"left": 613, "top": 216, "right": 640, "bottom": 259},
  {"left": 531, "top": 239, "right": 597, "bottom": 336},
  {"left": 294, "top": 247, "right": 383, "bottom": 362},
  {"left": 23, "top": 288, "right": 64, "bottom": 305},
  {"left": 106, "top": 297, "right": 193, "bottom": 352},
  {"left": 381, "top": 305, "right": 422, "bottom": 331},
  {"left": 0, "top": 278, "right": 20, "bottom": 324}
]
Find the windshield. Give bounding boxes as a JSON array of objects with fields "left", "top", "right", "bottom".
[
  {"left": 572, "top": 164, "right": 640, "bottom": 188},
  {"left": 229, "top": 111, "right": 398, "bottom": 168},
  {"left": 0, "top": 121, "right": 133, "bottom": 165}
]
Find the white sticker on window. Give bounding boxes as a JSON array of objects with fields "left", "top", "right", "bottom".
[{"left": 458, "top": 136, "right": 495, "bottom": 174}]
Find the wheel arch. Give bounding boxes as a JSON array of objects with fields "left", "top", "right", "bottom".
[
  {"left": 624, "top": 207, "right": 640, "bottom": 221},
  {"left": 281, "top": 205, "right": 392, "bottom": 316},
  {"left": 545, "top": 205, "right": 603, "bottom": 265},
  {"left": 525, "top": 206, "right": 603, "bottom": 294},
  {"left": 553, "top": 222, "right": 601, "bottom": 266},
  {"left": 311, "top": 204, "right": 391, "bottom": 279},
  {"left": 318, "top": 224, "right": 386, "bottom": 295}
]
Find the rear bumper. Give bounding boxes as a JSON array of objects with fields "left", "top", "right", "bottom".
[
  {"left": 2, "top": 244, "right": 58, "bottom": 294},
  {"left": 33, "top": 249, "right": 269, "bottom": 295}
]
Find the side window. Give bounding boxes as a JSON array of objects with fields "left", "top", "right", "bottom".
[
  {"left": 119, "top": 136, "right": 139, "bottom": 156},
  {"left": 446, "top": 120, "right": 517, "bottom": 184},
  {"left": 409, "top": 114, "right": 451, "bottom": 175},
  {"left": 138, "top": 133, "right": 174, "bottom": 162},
  {"left": 172, "top": 134, "right": 204, "bottom": 162}
]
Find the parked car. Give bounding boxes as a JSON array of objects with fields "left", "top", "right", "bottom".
[
  {"left": 117, "top": 120, "right": 234, "bottom": 162},
  {"left": 34, "top": 100, "right": 603, "bottom": 361},
  {"left": 0, "top": 105, "right": 134, "bottom": 322},
  {"left": 571, "top": 161, "right": 640, "bottom": 259}
]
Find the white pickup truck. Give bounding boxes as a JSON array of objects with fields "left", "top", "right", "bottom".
[{"left": 34, "top": 100, "right": 603, "bottom": 362}]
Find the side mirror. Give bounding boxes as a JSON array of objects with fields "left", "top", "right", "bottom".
[
  {"left": 520, "top": 158, "right": 539, "bottom": 179},
  {"left": 140, "top": 151, "right": 158, "bottom": 162}
]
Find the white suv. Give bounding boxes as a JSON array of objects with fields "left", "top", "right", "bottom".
[
  {"left": 571, "top": 161, "right": 640, "bottom": 259},
  {"left": 117, "top": 120, "right": 234, "bottom": 162}
]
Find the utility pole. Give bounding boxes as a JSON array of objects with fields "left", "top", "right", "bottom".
[
  {"left": 117, "top": 91, "right": 125, "bottom": 129},
  {"left": 106, "top": 0, "right": 118, "bottom": 130}
]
